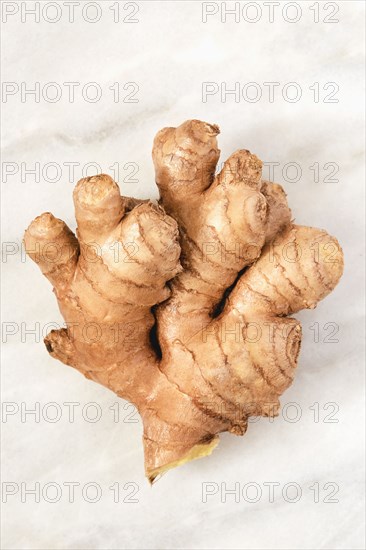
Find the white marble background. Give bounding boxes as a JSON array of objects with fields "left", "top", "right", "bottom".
[{"left": 1, "top": 1, "right": 365, "bottom": 549}]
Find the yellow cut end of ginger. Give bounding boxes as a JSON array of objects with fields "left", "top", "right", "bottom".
[{"left": 147, "top": 436, "right": 220, "bottom": 484}]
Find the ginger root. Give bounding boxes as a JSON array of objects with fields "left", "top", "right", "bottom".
[{"left": 24, "top": 120, "right": 344, "bottom": 482}]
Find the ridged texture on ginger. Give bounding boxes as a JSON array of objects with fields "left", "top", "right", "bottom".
[{"left": 24, "top": 120, "right": 344, "bottom": 482}]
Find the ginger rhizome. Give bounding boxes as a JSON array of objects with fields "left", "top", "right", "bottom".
[{"left": 24, "top": 120, "right": 344, "bottom": 482}]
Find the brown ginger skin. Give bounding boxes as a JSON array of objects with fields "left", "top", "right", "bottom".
[{"left": 24, "top": 120, "right": 344, "bottom": 482}]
